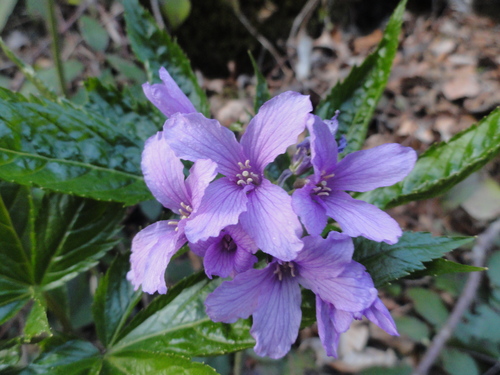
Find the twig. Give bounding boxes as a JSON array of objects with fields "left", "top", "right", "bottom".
[
  {"left": 413, "top": 219, "right": 500, "bottom": 375},
  {"left": 150, "top": 0, "right": 166, "bottom": 30},
  {"left": 287, "top": 0, "right": 320, "bottom": 48}
]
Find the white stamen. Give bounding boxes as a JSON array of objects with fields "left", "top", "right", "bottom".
[
  {"left": 167, "top": 221, "right": 178, "bottom": 226},
  {"left": 185, "top": 205, "right": 193, "bottom": 212},
  {"left": 313, "top": 186, "right": 322, "bottom": 192},
  {"left": 237, "top": 180, "right": 246, "bottom": 186},
  {"left": 246, "top": 178, "right": 254, "bottom": 184},
  {"left": 245, "top": 160, "right": 251, "bottom": 167},
  {"left": 238, "top": 162, "right": 245, "bottom": 169},
  {"left": 317, "top": 192, "right": 330, "bottom": 196},
  {"left": 320, "top": 180, "right": 327, "bottom": 186},
  {"left": 323, "top": 173, "right": 335, "bottom": 179},
  {"left": 242, "top": 170, "right": 249, "bottom": 177}
]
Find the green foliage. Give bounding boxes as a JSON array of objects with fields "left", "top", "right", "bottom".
[
  {"left": 409, "top": 258, "right": 484, "bottom": 279},
  {"left": 121, "top": 0, "right": 209, "bottom": 116},
  {"left": 78, "top": 15, "right": 109, "bottom": 52},
  {"left": 407, "top": 288, "right": 449, "bottom": 328},
  {"left": 354, "top": 232, "right": 474, "bottom": 286},
  {"left": 315, "top": 0, "right": 407, "bottom": 153},
  {"left": 0, "top": 181, "right": 124, "bottom": 329},
  {"left": 248, "top": 52, "right": 270, "bottom": 114},
  {"left": 0, "top": 89, "right": 152, "bottom": 205},
  {"left": 359, "top": 108, "right": 500, "bottom": 209}
]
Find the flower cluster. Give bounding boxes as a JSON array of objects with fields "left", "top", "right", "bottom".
[{"left": 128, "top": 67, "right": 417, "bottom": 359}]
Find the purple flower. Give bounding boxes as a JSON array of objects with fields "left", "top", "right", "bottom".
[
  {"left": 316, "top": 296, "right": 398, "bottom": 357},
  {"left": 205, "top": 232, "right": 377, "bottom": 359},
  {"left": 162, "top": 91, "right": 313, "bottom": 261},
  {"left": 142, "top": 67, "right": 197, "bottom": 117},
  {"left": 292, "top": 115, "right": 417, "bottom": 244},
  {"left": 127, "top": 132, "right": 217, "bottom": 294},
  {"left": 190, "top": 224, "right": 258, "bottom": 279}
]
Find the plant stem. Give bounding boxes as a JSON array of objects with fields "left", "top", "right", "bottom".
[
  {"left": 47, "top": 0, "right": 67, "bottom": 97},
  {"left": 233, "top": 351, "right": 243, "bottom": 375}
]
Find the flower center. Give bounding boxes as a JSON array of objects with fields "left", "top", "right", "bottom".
[
  {"left": 312, "top": 171, "right": 335, "bottom": 197},
  {"left": 236, "top": 160, "right": 260, "bottom": 186},
  {"left": 222, "top": 234, "right": 237, "bottom": 252},
  {"left": 273, "top": 262, "right": 297, "bottom": 281},
  {"left": 167, "top": 202, "right": 193, "bottom": 232}
]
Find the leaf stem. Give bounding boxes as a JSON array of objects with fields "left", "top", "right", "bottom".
[
  {"left": 47, "top": 0, "right": 67, "bottom": 97},
  {"left": 233, "top": 351, "right": 243, "bottom": 375}
]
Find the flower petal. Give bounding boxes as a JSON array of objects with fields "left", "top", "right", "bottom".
[
  {"left": 321, "top": 191, "right": 402, "bottom": 244},
  {"left": 330, "top": 143, "right": 417, "bottom": 192},
  {"left": 205, "top": 267, "right": 270, "bottom": 323},
  {"left": 240, "top": 179, "right": 303, "bottom": 261},
  {"left": 163, "top": 112, "right": 246, "bottom": 177},
  {"left": 302, "top": 262, "right": 376, "bottom": 312},
  {"left": 316, "top": 297, "right": 341, "bottom": 357},
  {"left": 142, "top": 67, "right": 197, "bottom": 117},
  {"left": 127, "top": 221, "right": 185, "bottom": 294},
  {"left": 292, "top": 184, "right": 328, "bottom": 236},
  {"left": 309, "top": 115, "right": 338, "bottom": 179},
  {"left": 240, "top": 91, "right": 312, "bottom": 173},
  {"left": 251, "top": 268, "right": 302, "bottom": 359},
  {"left": 363, "top": 298, "right": 399, "bottom": 336},
  {"left": 295, "top": 232, "right": 354, "bottom": 280},
  {"left": 141, "top": 132, "right": 189, "bottom": 211},
  {"left": 185, "top": 177, "right": 248, "bottom": 243},
  {"left": 185, "top": 159, "right": 218, "bottom": 211},
  {"left": 203, "top": 238, "right": 257, "bottom": 279}
]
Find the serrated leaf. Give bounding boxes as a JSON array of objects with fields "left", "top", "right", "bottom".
[
  {"left": 19, "top": 339, "right": 101, "bottom": 375},
  {"left": 248, "top": 52, "right": 270, "bottom": 114},
  {"left": 111, "top": 272, "right": 254, "bottom": 357},
  {"left": 408, "top": 258, "right": 484, "bottom": 279},
  {"left": 92, "top": 255, "right": 142, "bottom": 348},
  {"left": 0, "top": 88, "right": 152, "bottom": 205},
  {"left": 407, "top": 288, "right": 448, "bottom": 328},
  {"left": 101, "top": 351, "right": 218, "bottom": 375},
  {"left": 315, "top": 0, "right": 406, "bottom": 153},
  {"left": 79, "top": 15, "right": 109, "bottom": 52},
  {"left": 24, "top": 297, "right": 51, "bottom": 340},
  {"left": 353, "top": 232, "right": 474, "bottom": 286},
  {"left": 121, "top": 0, "right": 209, "bottom": 116},
  {"left": 359, "top": 108, "right": 500, "bottom": 209},
  {"left": 84, "top": 78, "right": 160, "bottom": 142}
]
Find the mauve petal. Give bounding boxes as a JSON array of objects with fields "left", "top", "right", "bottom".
[
  {"left": 364, "top": 298, "right": 399, "bottom": 336},
  {"left": 321, "top": 191, "right": 402, "bottom": 244},
  {"left": 142, "top": 67, "right": 197, "bottom": 117},
  {"left": 203, "top": 239, "right": 257, "bottom": 279},
  {"left": 292, "top": 185, "right": 328, "bottom": 236},
  {"left": 189, "top": 236, "right": 217, "bottom": 257},
  {"left": 240, "top": 91, "right": 312, "bottom": 173},
  {"left": 141, "top": 132, "right": 189, "bottom": 211},
  {"left": 329, "top": 143, "right": 417, "bottom": 192},
  {"left": 164, "top": 112, "right": 246, "bottom": 177},
  {"left": 251, "top": 269, "right": 302, "bottom": 359},
  {"left": 185, "top": 177, "right": 248, "bottom": 243},
  {"left": 331, "top": 305, "right": 354, "bottom": 333},
  {"left": 303, "top": 262, "right": 376, "bottom": 312},
  {"left": 309, "top": 115, "right": 338, "bottom": 180},
  {"left": 295, "top": 232, "right": 354, "bottom": 280},
  {"left": 127, "top": 221, "right": 185, "bottom": 294},
  {"left": 240, "top": 179, "right": 303, "bottom": 261},
  {"left": 185, "top": 159, "right": 217, "bottom": 211},
  {"left": 205, "top": 267, "right": 270, "bottom": 323},
  {"left": 316, "top": 297, "right": 341, "bottom": 357},
  {"left": 225, "top": 224, "right": 259, "bottom": 254}
]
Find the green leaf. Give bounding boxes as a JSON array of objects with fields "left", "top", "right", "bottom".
[
  {"left": 84, "top": 78, "right": 160, "bottom": 142},
  {"left": 359, "top": 108, "right": 500, "bottom": 209},
  {"left": 0, "top": 38, "right": 57, "bottom": 101},
  {"left": 32, "top": 194, "right": 124, "bottom": 289},
  {"left": 408, "top": 258, "right": 485, "bottom": 279},
  {"left": 106, "top": 55, "right": 147, "bottom": 84},
  {"left": 248, "top": 52, "right": 270, "bottom": 114},
  {"left": 24, "top": 297, "right": 51, "bottom": 340},
  {"left": 0, "top": 88, "right": 152, "bottom": 205},
  {"left": 160, "top": 0, "right": 192, "bottom": 29},
  {"left": 0, "top": 0, "right": 18, "bottom": 33},
  {"left": 315, "top": 0, "right": 406, "bottom": 153},
  {"left": 353, "top": 232, "right": 474, "bottom": 286},
  {"left": 487, "top": 251, "right": 500, "bottom": 288},
  {"left": 101, "top": 351, "right": 218, "bottom": 375},
  {"left": 394, "top": 316, "right": 429, "bottom": 342},
  {"left": 111, "top": 273, "right": 254, "bottom": 357},
  {"left": 19, "top": 339, "right": 101, "bottom": 375},
  {"left": 441, "top": 348, "right": 479, "bottom": 375},
  {"left": 121, "top": 0, "right": 209, "bottom": 116},
  {"left": 92, "top": 255, "right": 142, "bottom": 348},
  {"left": 79, "top": 15, "right": 109, "bottom": 52},
  {"left": 407, "top": 288, "right": 448, "bottom": 328}
]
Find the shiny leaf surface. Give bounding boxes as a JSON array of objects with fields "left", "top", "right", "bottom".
[
  {"left": 358, "top": 108, "right": 500, "bottom": 209},
  {"left": 111, "top": 273, "right": 254, "bottom": 357},
  {"left": 0, "top": 89, "right": 152, "bottom": 205},
  {"left": 121, "top": 0, "right": 209, "bottom": 116},
  {"left": 315, "top": 0, "right": 406, "bottom": 152},
  {"left": 353, "top": 232, "right": 474, "bottom": 286}
]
